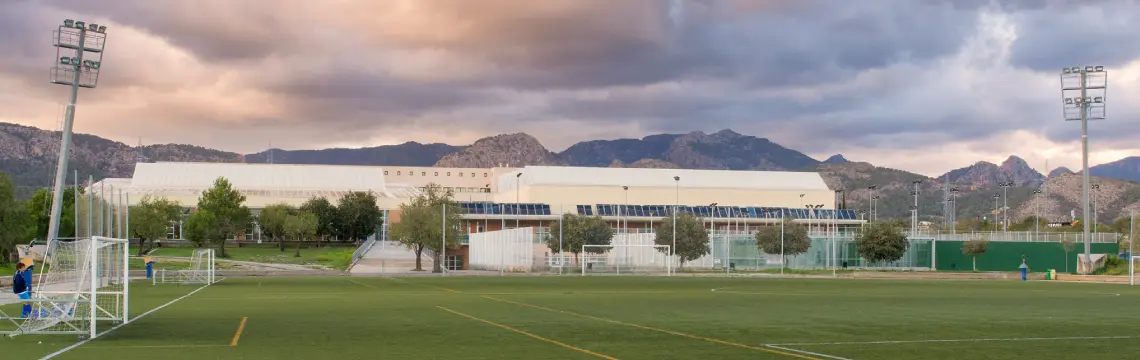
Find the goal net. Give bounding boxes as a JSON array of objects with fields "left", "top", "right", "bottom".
[
  {"left": 581, "top": 244, "right": 671, "bottom": 276},
  {"left": 1, "top": 236, "right": 129, "bottom": 338},
  {"left": 154, "top": 249, "right": 216, "bottom": 285}
]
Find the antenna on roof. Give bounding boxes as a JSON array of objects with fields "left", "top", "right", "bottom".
[{"left": 135, "top": 136, "right": 146, "bottom": 164}]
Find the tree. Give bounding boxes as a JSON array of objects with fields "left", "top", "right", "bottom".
[
  {"left": 0, "top": 173, "right": 31, "bottom": 263},
  {"left": 1060, "top": 236, "right": 1076, "bottom": 273},
  {"left": 335, "top": 191, "right": 382, "bottom": 244},
  {"left": 128, "top": 195, "right": 183, "bottom": 256},
  {"left": 300, "top": 197, "right": 338, "bottom": 247},
  {"left": 545, "top": 214, "right": 615, "bottom": 264},
  {"left": 389, "top": 184, "right": 465, "bottom": 272},
  {"left": 284, "top": 211, "right": 318, "bottom": 257},
  {"left": 23, "top": 187, "right": 79, "bottom": 240},
  {"left": 755, "top": 218, "right": 810, "bottom": 266},
  {"left": 855, "top": 222, "right": 910, "bottom": 265},
  {"left": 258, "top": 203, "right": 295, "bottom": 252},
  {"left": 961, "top": 237, "right": 989, "bottom": 271},
  {"left": 196, "top": 177, "right": 251, "bottom": 257},
  {"left": 653, "top": 212, "right": 709, "bottom": 269},
  {"left": 184, "top": 209, "right": 219, "bottom": 248}
]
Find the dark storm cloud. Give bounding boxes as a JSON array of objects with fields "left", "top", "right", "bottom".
[{"left": 2, "top": 0, "right": 1140, "bottom": 174}]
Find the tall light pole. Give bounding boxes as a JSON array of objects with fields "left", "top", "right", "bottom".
[
  {"left": 45, "top": 19, "right": 108, "bottom": 243},
  {"left": 673, "top": 176, "right": 680, "bottom": 259},
  {"left": 992, "top": 194, "right": 1001, "bottom": 231},
  {"left": 1091, "top": 184, "right": 1100, "bottom": 234},
  {"left": 949, "top": 187, "right": 959, "bottom": 234},
  {"left": 872, "top": 196, "right": 879, "bottom": 222},
  {"left": 515, "top": 172, "right": 522, "bottom": 229},
  {"left": 998, "top": 182, "right": 1013, "bottom": 232},
  {"left": 1060, "top": 65, "right": 1107, "bottom": 272},
  {"left": 911, "top": 180, "right": 922, "bottom": 236},
  {"left": 867, "top": 185, "right": 877, "bottom": 222},
  {"left": 622, "top": 186, "right": 629, "bottom": 234},
  {"left": 1032, "top": 189, "right": 1043, "bottom": 237}
]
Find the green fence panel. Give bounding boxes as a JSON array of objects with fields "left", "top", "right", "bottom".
[{"left": 934, "top": 241, "right": 1119, "bottom": 272}]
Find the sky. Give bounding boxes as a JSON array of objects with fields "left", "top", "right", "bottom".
[{"left": 0, "top": 0, "right": 1137, "bottom": 177}]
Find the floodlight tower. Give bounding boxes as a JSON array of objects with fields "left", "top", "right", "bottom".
[
  {"left": 911, "top": 180, "right": 922, "bottom": 236},
  {"left": 46, "top": 19, "right": 108, "bottom": 243},
  {"left": 1060, "top": 65, "right": 1107, "bottom": 271},
  {"left": 998, "top": 182, "right": 1013, "bottom": 232}
]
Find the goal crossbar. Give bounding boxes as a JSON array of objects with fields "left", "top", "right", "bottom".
[{"left": 581, "top": 244, "right": 672, "bottom": 276}]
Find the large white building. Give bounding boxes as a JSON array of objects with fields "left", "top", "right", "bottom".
[{"left": 89, "top": 162, "right": 859, "bottom": 242}]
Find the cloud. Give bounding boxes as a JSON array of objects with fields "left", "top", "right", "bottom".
[{"left": 0, "top": 0, "right": 1138, "bottom": 177}]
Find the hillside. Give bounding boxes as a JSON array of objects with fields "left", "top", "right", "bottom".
[{"left": 3, "top": 122, "right": 1138, "bottom": 223}]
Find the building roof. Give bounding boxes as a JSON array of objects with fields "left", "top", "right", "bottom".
[
  {"left": 132, "top": 162, "right": 387, "bottom": 192},
  {"left": 499, "top": 166, "right": 830, "bottom": 191}
]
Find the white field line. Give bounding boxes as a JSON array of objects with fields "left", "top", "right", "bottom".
[
  {"left": 39, "top": 279, "right": 222, "bottom": 360},
  {"left": 763, "top": 345, "right": 853, "bottom": 360},
  {"left": 769, "top": 335, "right": 1139, "bottom": 347}
]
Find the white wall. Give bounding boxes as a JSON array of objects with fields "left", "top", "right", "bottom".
[{"left": 468, "top": 228, "right": 535, "bottom": 272}]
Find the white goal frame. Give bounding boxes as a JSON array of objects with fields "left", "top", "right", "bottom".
[
  {"left": 154, "top": 249, "right": 216, "bottom": 285},
  {"left": 1130, "top": 256, "right": 1139, "bottom": 286},
  {"left": 1, "top": 236, "right": 129, "bottom": 338},
  {"left": 581, "top": 244, "right": 671, "bottom": 276}
]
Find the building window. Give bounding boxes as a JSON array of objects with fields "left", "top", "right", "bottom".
[
  {"left": 397, "top": 171, "right": 401, "bottom": 175},
  {"left": 384, "top": 171, "right": 388, "bottom": 175},
  {"left": 471, "top": 172, "right": 475, "bottom": 177},
  {"left": 484, "top": 173, "right": 488, "bottom": 177},
  {"left": 459, "top": 172, "right": 464, "bottom": 177},
  {"left": 410, "top": 171, "right": 414, "bottom": 176},
  {"left": 435, "top": 172, "right": 439, "bottom": 176},
  {"left": 447, "top": 172, "right": 451, "bottom": 176},
  {"left": 422, "top": 172, "right": 426, "bottom": 176}
]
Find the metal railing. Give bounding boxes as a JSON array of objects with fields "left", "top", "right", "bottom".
[{"left": 349, "top": 235, "right": 379, "bottom": 269}]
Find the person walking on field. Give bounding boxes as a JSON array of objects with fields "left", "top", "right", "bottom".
[{"left": 13, "top": 262, "right": 32, "bottom": 319}]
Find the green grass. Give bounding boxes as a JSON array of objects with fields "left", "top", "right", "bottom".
[
  {"left": 5, "top": 276, "right": 1140, "bottom": 359},
  {"left": 148, "top": 246, "right": 353, "bottom": 269}
]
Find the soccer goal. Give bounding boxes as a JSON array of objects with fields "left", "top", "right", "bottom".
[
  {"left": 1, "top": 236, "right": 129, "bottom": 338},
  {"left": 581, "top": 245, "right": 671, "bottom": 276},
  {"left": 154, "top": 249, "right": 216, "bottom": 285}
]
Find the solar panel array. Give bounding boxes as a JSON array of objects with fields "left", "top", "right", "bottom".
[{"left": 456, "top": 202, "right": 857, "bottom": 219}]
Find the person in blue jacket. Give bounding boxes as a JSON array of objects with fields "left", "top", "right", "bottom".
[{"left": 13, "top": 262, "right": 32, "bottom": 318}]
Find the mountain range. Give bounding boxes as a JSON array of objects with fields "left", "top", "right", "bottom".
[{"left": 2, "top": 122, "right": 1138, "bottom": 223}]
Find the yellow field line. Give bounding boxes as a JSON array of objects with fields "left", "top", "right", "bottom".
[
  {"left": 230, "top": 317, "right": 248, "bottom": 347},
  {"left": 481, "top": 296, "right": 820, "bottom": 360},
  {"left": 437, "top": 306, "right": 618, "bottom": 360}
]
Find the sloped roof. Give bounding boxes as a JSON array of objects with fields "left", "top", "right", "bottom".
[
  {"left": 499, "top": 166, "right": 829, "bottom": 191},
  {"left": 131, "top": 162, "right": 387, "bottom": 192}
]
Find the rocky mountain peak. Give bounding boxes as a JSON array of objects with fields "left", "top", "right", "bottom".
[
  {"left": 999, "top": 155, "right": 1044, "bottom": 186},
  {"left": 433, "top": 133, "right": 565, "bottom": 168},
  {"left": 823, "top": 154, "right": 850, "bottom": 164},
  {"left": 1048, "top": 166, "right": 1074, "bottom": 178}
]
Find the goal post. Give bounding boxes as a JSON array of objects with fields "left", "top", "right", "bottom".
[
  {"left": 1, "top": 236, "right": 129, "bottom": 338},
  {"left": 1131, "top": 255, "right": 1139, "bottom": 286},
  {"left": 154, "top": 249, "right": 216, "bottom": 285},
  {"left": 581, "top": 244, "right": 671, "bottom": 276}
]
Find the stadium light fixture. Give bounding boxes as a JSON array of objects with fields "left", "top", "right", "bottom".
[
  {"left": 44, "top": 19, "right": 107, "bottom": 244},
  {"left": 1060, "top": 65, "right": 1107, "bottom": 272},
  {"left": 867, "top": 185, "right": 877, "bottom": 222}
]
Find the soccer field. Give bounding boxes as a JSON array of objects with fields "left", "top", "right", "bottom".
[{"left": 4, "top": 276, "right": 1140, "bottom": 359}]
